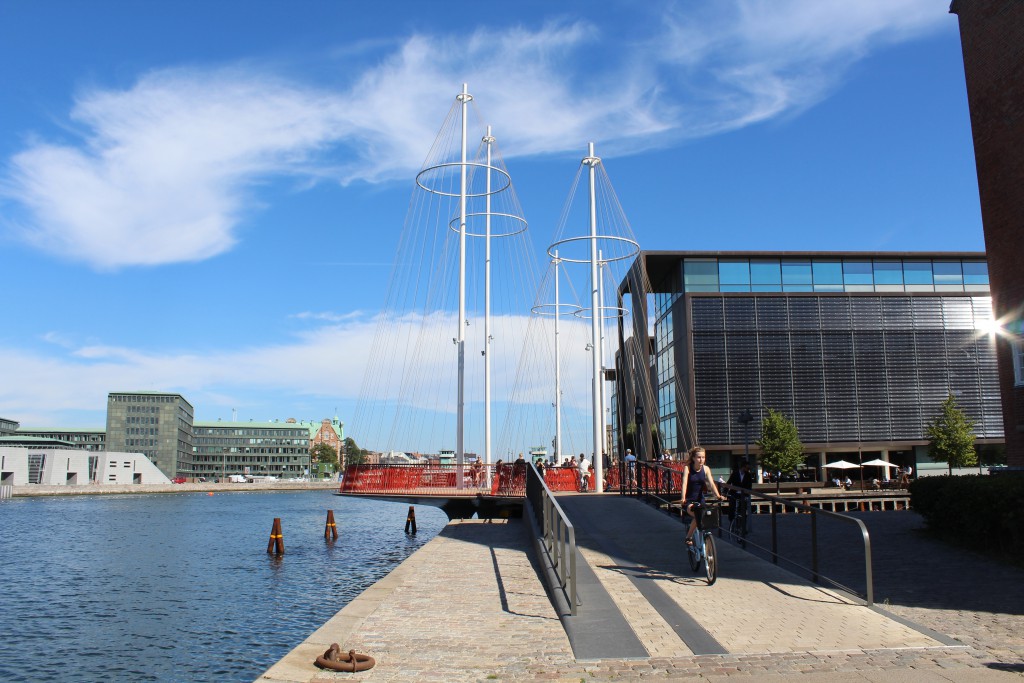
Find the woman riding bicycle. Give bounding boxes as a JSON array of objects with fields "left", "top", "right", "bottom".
[{"left": 681, "top": 446, "right": 723, "bottom": 546}]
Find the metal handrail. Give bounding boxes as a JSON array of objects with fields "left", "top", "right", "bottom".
[
  {"left": 623, "top": 460, "right": 874, "bottom": 606},
  {"left": 718, "top": 483, "right": 873, "bottom": 605},
  {"left": 525, "top": 463, "right": 578, "bottom": 615}
]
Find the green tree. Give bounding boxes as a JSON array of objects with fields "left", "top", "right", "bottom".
[
  {"left": 623, "top": 422, "right": 637, "bottom": 454},
  {"left": 757, "top": 408, "right": 804, "bottom": 493},
  {"left": 311, "top": 442, "right": 338, "bottom": 468},
  {"left": 343, "top": 437, "right": 367, "bottom": 467},
  {"left": 926, "top": 394, "right": 977, "bottom": 475}
]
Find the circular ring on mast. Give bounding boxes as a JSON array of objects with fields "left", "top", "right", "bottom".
[
  {"left": 448, "top": 211, "right": 528, "bottom": 238},
  {"left": 572, "top": 304, "right": 631, "bottom": 320},
  {"left": 531, "top": 302, "right": 584, "bottom": 317},
  {"left": 546, "top": 234, "right": 641, "bottom": 264},
  {"left": 416, "top": 162, "right": 512, "bottom": 197}
]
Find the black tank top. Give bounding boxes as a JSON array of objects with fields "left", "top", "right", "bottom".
[{"left": 686, "top": 466, "right": 707, "bottom": 502}]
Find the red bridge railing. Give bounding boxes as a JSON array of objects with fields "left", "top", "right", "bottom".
[{"left": 340, "top": 462, "right": 613, "bottom": 496}]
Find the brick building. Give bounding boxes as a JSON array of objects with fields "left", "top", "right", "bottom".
[{"left": 951, "top": 0, "right": 1024, "bottom": 467}]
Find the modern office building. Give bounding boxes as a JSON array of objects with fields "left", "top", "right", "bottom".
[
  {"left": 0, "top": 418, "right": 19, "bottom": 436},
  {"left": 15, "top": 427, "right": 105, "bottom": 451},
  {"left": 951, "top": 0, "right": 1024, "bottom": 468},
  {"left": 615, "top": 251, "right": 1002, "bottom": 475},
  {"left": 191, "top": 420, "right": 310, "bottom": 480},
  {"left": 106, "top": 392, "right": 195, "bottom": 479}
]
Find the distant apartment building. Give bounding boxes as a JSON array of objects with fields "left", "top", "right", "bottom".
[
  {"left": 298, "top": 417, "right": 345, "bottom": 462},
  {"left": 16, "top": 427, "right": 105, "bottom": 451},
  {"left": 951, "top": 0, "right": 1024, "bottom": 468},
  {"left": 106, "top": 392, "right": 195, "bottom": 479},
  {"left": 191, "top": 420, "right": 310, "bottom": 480}
]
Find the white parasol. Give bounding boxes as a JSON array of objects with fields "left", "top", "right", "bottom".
[
  {"left": 823, "top": 460, "right": 861, "bottom": 469},
  {"left": 862, "top": 459, "right": 899, "bottom": 468}
]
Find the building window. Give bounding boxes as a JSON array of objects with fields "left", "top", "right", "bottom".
[
  {"left": 812, "top": 260, "right": 843, "bottom": 291},
  {"left": 719, "top": 260, "right": 751, "bottom": 291},
  {"left": 843, "top": 260, "right": 873, "bottom": 288},
  {"left": 873, "top": 260, "right": 903, "bottom": 286},
  {"left": 1014, "top": 341, "right": 1024, "bottom": 386},
  {"left": 750, "top": 259, "right": 782, "bottom": 291},
  {"left": 684, "top": 259, "right": 718, "bottom": 292},
  {"left": 781, "top": 260, "right": 812, "bottom": 291},
  {"left": 903, "top": 260, "right": 934, "bottom": 286},
  {"left": 963, "top": 261, "right": 989, "bottom": 286},
  {"left": 933, "top": 261, "right": 964, "bottom": 289}
]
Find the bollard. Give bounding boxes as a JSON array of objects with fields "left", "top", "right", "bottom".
[
  {"left": 404, "top": 506, "right": 417, "bottom": 535},
  {"left": 325, "top": 510, "right": 338, "bottom": 540},
  {"left": 267, "top": 517, "right": 285, "bottom": 554}
]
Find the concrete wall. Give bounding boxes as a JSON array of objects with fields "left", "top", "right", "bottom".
[
  {"left": 94, "top": 452, "right": 171, "bottom": 485},
  {"left": 0, "top": 447, "right": 29, "bottom": 485},
  {"left": 0, "top": 447, "right": 170, "bottom": 486}
]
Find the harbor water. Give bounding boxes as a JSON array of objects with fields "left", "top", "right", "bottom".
[{"left": 0, "top": 490, "right": 447, "bottom": 682}]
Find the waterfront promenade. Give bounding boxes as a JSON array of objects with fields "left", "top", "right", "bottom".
[
  {"left": 260, "top": 494, "right": 1023, "bottom": 682},
  {"left": 9, "top": 480, "right": 340, "bottom": 497}
]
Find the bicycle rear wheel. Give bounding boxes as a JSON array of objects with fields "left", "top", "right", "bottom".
[
  {"left": 732, "top": 514, "right": 747, "bottom": 548},
  {"left": 703, "top": 533, "right": 718, "bottom": 585}
]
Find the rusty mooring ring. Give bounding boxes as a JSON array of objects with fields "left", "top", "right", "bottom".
[{"left": 315, "top": 643, "right": 376, "bottom": 672}]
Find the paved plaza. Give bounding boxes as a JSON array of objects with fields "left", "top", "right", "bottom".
[{"left": 259, "top": 494, "right": 1023, "bottom": 682}]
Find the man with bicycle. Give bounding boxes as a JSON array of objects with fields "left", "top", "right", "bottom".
[
  {"left": 726, "top": 458, "right": 754, "bottom": 535},
  {"left": 577, "top": 453, "right": 591, "bottom": 492}
]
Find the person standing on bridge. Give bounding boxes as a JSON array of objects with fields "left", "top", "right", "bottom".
[{"left": 681, "top": 446, "right": 723, "bottom": 546}]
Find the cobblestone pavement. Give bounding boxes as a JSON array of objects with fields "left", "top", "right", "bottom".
[{"left": 260, "top": 500, "right": 1024, "bottom": 682}]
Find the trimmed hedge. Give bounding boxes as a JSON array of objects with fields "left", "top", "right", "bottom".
[{"left": 909, "top": 474, "right": 1024, "bottom": 565}]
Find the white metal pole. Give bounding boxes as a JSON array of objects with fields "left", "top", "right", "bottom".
[
  {"left": 598, "top": 251, "right": 606, "bottom": 476},
  {"left": 585, "top": 143, "right": 603, "bottom": 493},
  {"left": 456, "top": 83, "right": 471, "bottom": 488},
  {"left": 484, "top": 126, "right": 494, "bottom": 468},
  {"left": 554, "top": 251, "right": 562, "bottom": 466}
]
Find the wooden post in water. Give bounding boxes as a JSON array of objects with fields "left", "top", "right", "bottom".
[
  {"left": 325, "top": 510, "right": 338, "bottom": 540},
  {"left": 404, "top": 506, "right": 417, "bottom": 535},
  {"left": 267, "top": 517, "right": 284, "bottom": 554}
]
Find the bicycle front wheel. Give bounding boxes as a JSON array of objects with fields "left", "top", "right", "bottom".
[
  {"left": 687, "top": 535, "right": 701, "bottom": 571},
  {"left": 703, "top": 533, "right": 718, "bottom": 585}
]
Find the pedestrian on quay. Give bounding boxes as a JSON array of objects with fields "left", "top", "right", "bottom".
[{"left": 624, "top": 448, "right": 637, "bottom": 486}]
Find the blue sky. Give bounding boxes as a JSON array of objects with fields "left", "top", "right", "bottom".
[{"left": 0, "top": 1, "right": 983, "bottom": 442}]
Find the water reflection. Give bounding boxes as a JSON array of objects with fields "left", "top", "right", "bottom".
[{"left": 0, "top": 491, "right": 446, "bottom": 682}]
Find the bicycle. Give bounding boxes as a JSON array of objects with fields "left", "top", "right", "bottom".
[
  {"left": 684, "top": 499, "right": 721, "bottom": 585},
  {"left": 728, "top": 491, "right": 751, "bottom": 548}
]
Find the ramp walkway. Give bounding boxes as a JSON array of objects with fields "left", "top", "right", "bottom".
[{"left": 555, "top": 493, "right": 952, "bottom": 659}]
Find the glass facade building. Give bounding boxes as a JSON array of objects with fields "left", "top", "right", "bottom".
[{"left": 617, "top": 252, "right": 1002, "bottom": 466}]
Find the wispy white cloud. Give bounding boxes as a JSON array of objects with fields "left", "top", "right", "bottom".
[
  {"left": 0, "top": 312, "right": 591, "bottom": 430},
  {"left": 0, "top": 0, "right": 946, "bottom": 269},
  {"left": 658, "top": 0, "right": 946, "bottom": 133}
]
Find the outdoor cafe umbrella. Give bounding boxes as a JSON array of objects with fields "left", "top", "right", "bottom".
[
  {"left": 823, "top": 460, "right": 861, "bottom": 469},
  {"left": 862, "top": 459, "right": 899, "bottom": 468}
]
